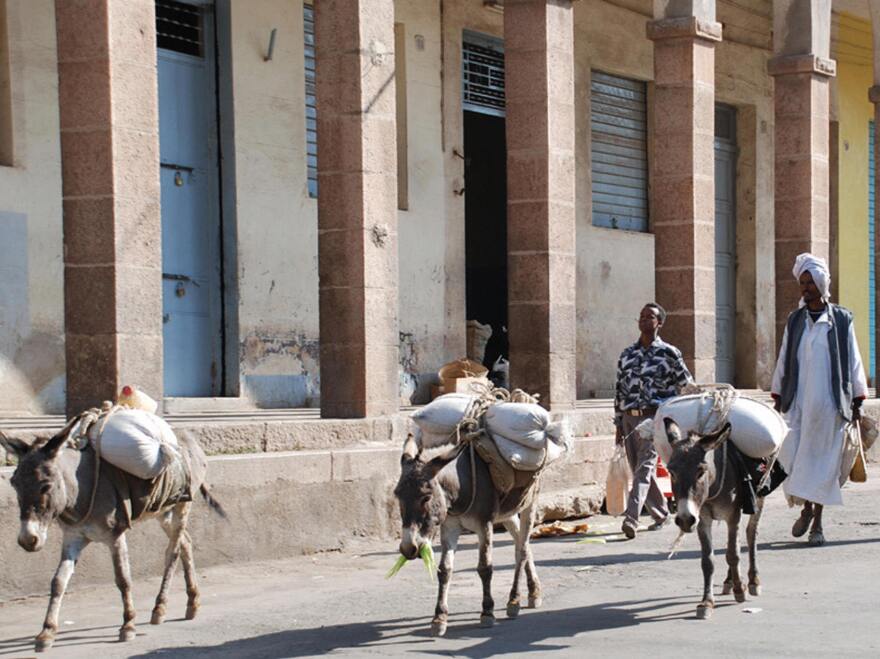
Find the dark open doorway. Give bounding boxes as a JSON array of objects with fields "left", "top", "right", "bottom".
[{"left": 464, "top": 110, "right": 508, "bottom": 369}]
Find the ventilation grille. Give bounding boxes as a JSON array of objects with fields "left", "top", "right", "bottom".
[
  {"left": 304, "top": 3, "right": 317, "bottom": 198},
  {"left": 462, "top": 34, "right": 505, "bottom": 117},
  {"left": 156, "top": 0, "right": 204, "bottom": 57}
]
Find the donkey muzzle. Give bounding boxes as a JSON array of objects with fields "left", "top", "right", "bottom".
[{"left": 18, "top": 520, "right": 46, "bottom": 552}]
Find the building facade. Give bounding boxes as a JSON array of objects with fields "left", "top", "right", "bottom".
[{"left": 0, "top": 0, "right": 876, "bottom": 418}]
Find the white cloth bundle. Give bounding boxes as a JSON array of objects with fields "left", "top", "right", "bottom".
[
  {"left": 652, "top": 394, "right": 787, "bottom": 462},
  {"left": 91, "top": 409, "right": 180, "bottom": 480}
]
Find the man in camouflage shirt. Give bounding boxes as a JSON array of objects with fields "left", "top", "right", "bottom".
[{"left": 615, "top": 303, "right": 693, "bottom": 539}]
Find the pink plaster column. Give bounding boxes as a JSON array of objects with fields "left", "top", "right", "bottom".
[
  {"left": 648, "top": 17, "right": 722, "bottom": 382},
  {"left": 871, "top": 85, "right": 880, "bottom": 387},
  {"left": 315, "top": 0, "right": 399, "bottom": 418},
  {"left": 55, "top": 0, "right": 162, "bottom": 416},
  {"left": 504, "top": 0, "right": 576, "bottom": 409},
  {"left": 768, "top": 55, "right": 835, "bottom": 346}
]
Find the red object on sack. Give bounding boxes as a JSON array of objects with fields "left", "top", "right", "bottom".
[{"left": 656, "top": 457, "right": 673, "bottom": 500}]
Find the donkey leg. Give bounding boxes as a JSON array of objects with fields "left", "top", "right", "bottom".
[
  {"left": 432, "top": 523, "right": 460, "bottom": 637},
  {"left": 501, "top": 517, "right": 524, "bottom": 618},
  {"left": 696, "top": 516, "right": 715, "bottom": 619},
  {"left": 180, "top": 529, "right": 200, "bottom": 620},
  {"left": 746, "top": 498, "right": 764, "bottom": 596},
  {"left": 111, "top": 534, "right": 137, "bottom": 642},
  {"left": 151, "top": 505, "right": 186, "bottom": 625},
  {"left": 725, "top": 512, "right": 746, "bottom": 603},
  {"left": 476, "top": 523, "right": 495, "bottom": 628},
  {"left": 721, "top": 568, "right": 734, "bottom": 595},
  {"left": 520, "top": 503, "right": 542, "bottom": 609},
  {"left": 35, "top": 535, "right": 89, "bottom": 652}
]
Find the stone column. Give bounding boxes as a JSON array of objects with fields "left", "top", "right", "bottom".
[
  {"left": 647, "top": 2, "right": 722, "bottom": 382},
  {"left": 504, "top": 0, "right": 576, "bottom": 410},
  {"left": 55, "top": 0, "right": 162, "bottom": 416},
  {"left": 768, "top": 0, "right": 834, "bottom": 347},
  {"left": 315, "top": 0, "right": 399, "bottom": 418}
]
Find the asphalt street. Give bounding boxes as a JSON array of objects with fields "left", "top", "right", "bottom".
[{"left": 1, "top": 466, "right": 879, "bottom": 659}]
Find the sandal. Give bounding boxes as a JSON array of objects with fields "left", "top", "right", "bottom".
[{"left": 791, "top": 510, "right": 813, "bottom": 538}]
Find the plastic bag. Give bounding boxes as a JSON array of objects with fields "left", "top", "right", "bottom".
[
  {"left": 841, "top": 422, "right": 867, "bottom": 485},
  {"left": 605, "top": 444, "right": 631, "bottom": 517}
]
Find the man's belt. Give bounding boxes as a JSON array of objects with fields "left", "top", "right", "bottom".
[{"left": 624, "top": 406, "right": 657, "bottom": 417}]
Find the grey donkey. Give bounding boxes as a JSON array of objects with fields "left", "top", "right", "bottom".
[
  {"left": 663, "top": 418, "right": 765, "bottom": 620},
  {"left": 0, "top": 426, "right": 226, "bottom": 652},
  {"left": 394, "top": 435, "right": 542, "bottom": 637}
]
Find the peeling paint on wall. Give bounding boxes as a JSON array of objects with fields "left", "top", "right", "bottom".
[{"left": 241, "top": 331, "right": 320, "bottom": 407}]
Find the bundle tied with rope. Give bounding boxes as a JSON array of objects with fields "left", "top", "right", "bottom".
[
  {"left": 56, "top": 401, "right": 192, "bottom": 530},
  {"left": 411, "top": 382, "right": 573, "bottom": 498}
]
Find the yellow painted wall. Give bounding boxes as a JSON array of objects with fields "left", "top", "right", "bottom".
[{"left": 834, "top": 13, "right": 872, "bottom": 373}]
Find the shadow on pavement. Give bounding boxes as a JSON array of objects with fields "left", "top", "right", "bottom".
[{"left": 127, "top": 596, "right": 697, "bottom": 659}]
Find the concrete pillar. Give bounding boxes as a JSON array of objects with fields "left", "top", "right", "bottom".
[
  {"left": 647, "top": 1, "right": 721, "bottom": 382},
  {"left": 315, "top": 0, "right": 399, "bottom": 418},
  {"left": 55, "top": 0, "right": 162, "bottom": 416},
  {"left": 504, "top": 0, "right": 576, "bottom": 410},
  {"left": 768, "top": 0, "right": 834, "bottom": 347}
]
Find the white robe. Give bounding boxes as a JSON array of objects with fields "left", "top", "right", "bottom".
[{"left": 771, "top": 309, "right": 868, "bottom": 506}]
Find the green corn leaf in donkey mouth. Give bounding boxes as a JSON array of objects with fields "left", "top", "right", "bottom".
[{"left": 386, "top": 544, "right": 437, "bottom": 582}]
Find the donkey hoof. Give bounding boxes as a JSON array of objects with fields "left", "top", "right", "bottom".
[
  {"left": 479, "top": 614, "right": 495, "bottom": 628},
  {"left": 185, "top": 604, "right": 199, "bottom": 620},
  {"left": 34, "top": 636, "right": 54, "bottom": 653},
  {"left": 150, "top": 609, "right": 164, "bottom": 625},
  {"left": 528, "top": 595, "right": 543, "bottom": 609},
  {"left": 734, "top": 589, "right": 747, "bottom": 603},
  {"left": 696, "top": 604, "right": 714, "bottom": 620},
  {"left": 748, "top": 583, "right": 762, "bottom": 597},
  {"left": 119, "top": 627, "right": 136, "bottom": 642},
  {"left": 506, "top": 601, "right": 521, "bottom": 619},
  {"left": 721, "top": 582, "right": 733, "bottom": 595},
  {"left": 431, "top": 619, "right": 448, "bottom": 637}
]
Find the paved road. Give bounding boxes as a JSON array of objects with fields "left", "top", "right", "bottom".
[{"left": 2, "top": 467, "right": 879, "bottom": 658}]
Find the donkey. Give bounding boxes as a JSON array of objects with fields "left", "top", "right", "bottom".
[
  {"left": 394, "top": 435, "right": 542, "bottom": 636},
  {"left": 1, "top": 426, "right": 225, "bottom": 652},
  {"left": 663, "top": 418, "right": 765, "bottom": 619}
]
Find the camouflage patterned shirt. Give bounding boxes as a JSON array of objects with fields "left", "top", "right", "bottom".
[{"left": 614, "top": 337, "right": 692, "bottom": 415}]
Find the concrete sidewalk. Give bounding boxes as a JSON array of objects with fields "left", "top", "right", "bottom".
[{"left": 1, "top": 466, "right": 878, "bottom": 658}]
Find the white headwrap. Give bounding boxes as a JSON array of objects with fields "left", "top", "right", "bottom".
[{"left": 792, "top": 253, "right": 831, "bottom": 302}]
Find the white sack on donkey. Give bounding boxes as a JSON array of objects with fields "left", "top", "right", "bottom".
[
  {"left": 89, "top": 409, "right": 181, "bottom": 480},
  {"left": 651, "top": 393, "right": 788, "bottom": 463}
]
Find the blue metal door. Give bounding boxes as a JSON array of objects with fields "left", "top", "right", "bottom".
[
  {"left": 714, "top": 105, "right": 737, "bottom": 384},
  {"left": 157, "top": 0, "right": 223, "bottom": 396}
]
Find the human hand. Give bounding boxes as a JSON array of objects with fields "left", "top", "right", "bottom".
[{"left": 851, "top": 406, "right": 862, "bottom": 422}]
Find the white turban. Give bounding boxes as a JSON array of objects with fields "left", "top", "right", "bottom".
[{"left": 792, "top": 253, "right": 831, "bottom": 302}]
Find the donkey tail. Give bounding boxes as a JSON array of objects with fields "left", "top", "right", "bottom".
[{"left": 199, "top": 483, "right": 228, "bottom": 519}]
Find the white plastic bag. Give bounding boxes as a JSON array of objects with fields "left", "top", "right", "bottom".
[
  {"left": 411, "top": 393, "right": 476, "bottom": 437},
  {"left": 485, "top": 402, "right": 551, "bottom": 448},
  {"left": 605, "top": 444, "right": 631, "bottom": 517},
  {"left": 93, "top": 409, "right": 179, "bottom": 480},
  {"left": 653, "top": 394, "right": 787, "bottom": 462}
]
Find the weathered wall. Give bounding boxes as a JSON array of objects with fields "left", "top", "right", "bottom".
[
  {"left": 0, "top": 0, "right": 65, "bottom": 414},
  {"left": 228, "top": 1, "right": 320, "bottom": 408},
  {"left": 833, "top": 12, "right": 873, "bottom": 372}
]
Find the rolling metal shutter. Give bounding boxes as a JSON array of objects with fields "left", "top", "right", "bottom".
[
  {"left": 304, "top": 3, "right": 317, "bottom": 197},
  {"left": 462, "top": 31, "right": 505, "bottom": 117},
  {"left": 590, "top": 71, "right": 648, "bottom": 231}
]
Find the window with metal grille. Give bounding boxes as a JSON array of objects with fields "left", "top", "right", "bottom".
[
  {"left": 156, "top": 0, "right": 204, "bottom": 57},
  {"left": 304, "top": 2, "right": 317, "bottom": 198},
  {"left": 462, "top": 31, "right": 505, "bottom": 117},
  {"left": 590, "top": 71, "right": 648, "bottom": 231}
]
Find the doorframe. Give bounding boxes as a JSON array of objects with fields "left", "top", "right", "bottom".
[
  {"left": 714, "top": 103, "right": 738, "bottom": 385},
  {"left": 214, "top": 0, "right": 240, "bottom": 397}
]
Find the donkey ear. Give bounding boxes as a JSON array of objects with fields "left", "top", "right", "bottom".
[
  {"left": 663, "top": 417, "right": 685, "bottom": 445},
  {"left": 422, "top": 444, "right": 461, "bottom": 481},
  {"left": 698, "top": 422, "right": 731, "bottom": 452},
  {"left": 0, "top": 431, "right": 31, "bottom": 459},
  {"left": 401, "top": 433, "right": 421, "bottom": 465},
  {"left": 40, "top": 429, "right": 69, "bottom": 458}
]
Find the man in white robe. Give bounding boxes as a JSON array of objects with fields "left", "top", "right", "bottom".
[{"left": 771, "top": 254, "right": 868, "bottom": 546}]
